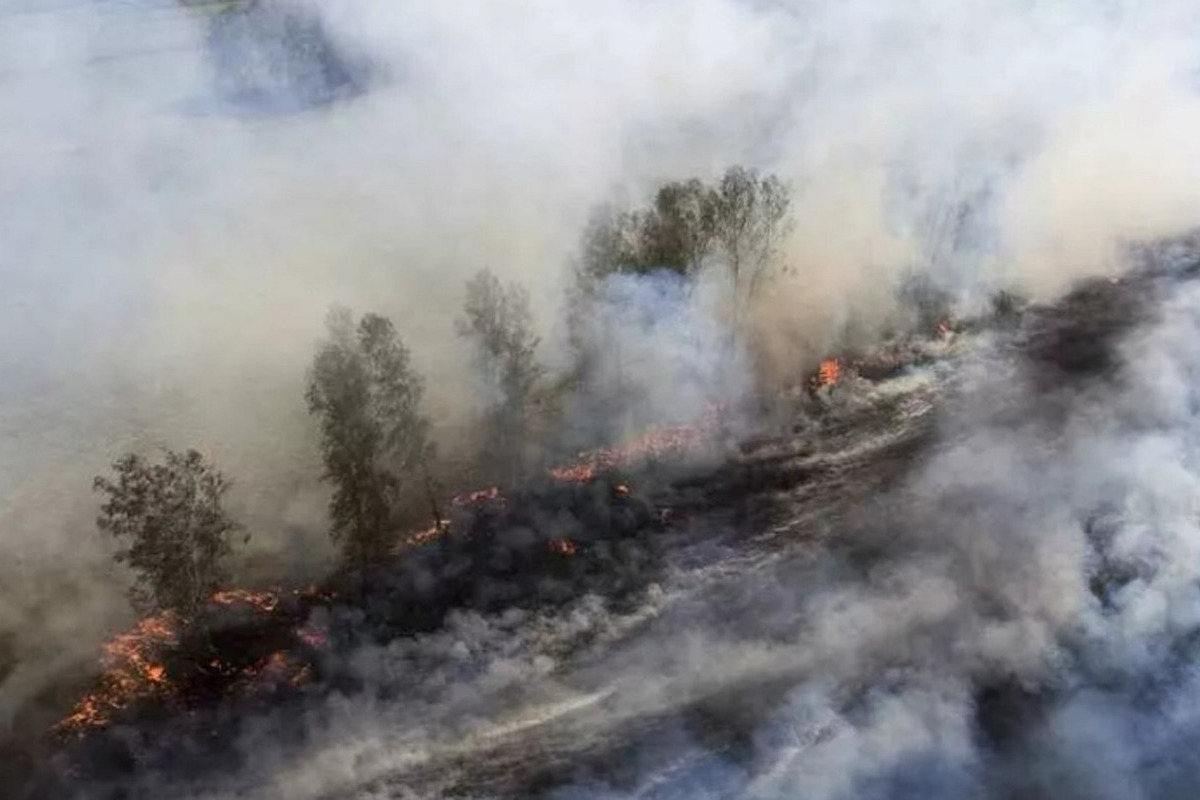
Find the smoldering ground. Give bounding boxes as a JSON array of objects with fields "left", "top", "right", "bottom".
[
  {"left": 30, "top": 249, "right": 1200, "bottom": 800},
  {"left": 10, "top": 0, "right": 1200, "bottom": 794}
]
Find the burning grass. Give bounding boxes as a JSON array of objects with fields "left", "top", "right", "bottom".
[
  {"left": 54, "top": 588, "right": 330, "bottom": 737},
  {"left": 55, "top": 613, "right": 181, "bottom": 734},
  {"left": 35, "top": 325, "right": 963, "bottom": 800},
  {"left": 50, "top": 374, "right": 820, "bottom": 742}
]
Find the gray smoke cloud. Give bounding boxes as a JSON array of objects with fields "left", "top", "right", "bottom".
[
  {"left": 564, "top": 269, "right": 751, "bottom": 448},
  {"left": 168, "top": 272, "right": 1200, "bottom": 799},
  {"left": 8, "top": 0, "right": 1200, "bottom": 773}
]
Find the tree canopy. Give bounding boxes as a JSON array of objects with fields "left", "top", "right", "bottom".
[
  {"left": 306, "top": 308, "right": 432, "bottom": 569},
  {"left": 458, "top": 269, "right": 544, "bottom": 482},
  {"left": 578, "top": 166, "right": 792, "bottom": 325},
  {"left": 94, "top": 449, "right": 243, "bottom": 620}
]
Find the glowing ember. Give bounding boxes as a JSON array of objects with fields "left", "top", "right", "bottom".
[
  {"left": 258, "top": 652, "right": 291, "bottom": 679},
  {"left": 549, "top": 538, "right": 578, "bottom": 556},
  {"left": 211, "top": 588, "right": 280, "bottom": 612},
  {"left": 452, "top": 486, "right": 501, "bottom": 506},
  {"left": 549, "top": 423, "right": 706, "bottom": 484},
  {"left": 398, "top": 407, "right": 725, "bottom": 550},
  {"left": 56, "top": 612, "right": 181, "bottom": 734},
  {"left": 296, "top": 624, "right": 327, "bottom": 649},
  {"left": 406, "top": 520, "right": 450, "bottom": 547},
  {"left": 57, "top": 585, "right": 319, "bottom": 735},
  {"left": 812, "top": 358, "right": 841, "bottom": 389},
  {"left": 61, "top": 403, "right": 724, "bottom": 734},
  {"left": 222, "top": 651, "right": 314, "bottom": 696}
]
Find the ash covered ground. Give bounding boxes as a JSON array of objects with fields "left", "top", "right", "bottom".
[{"left": 12, "top": 250, "right": 1200, "bottom": 799}]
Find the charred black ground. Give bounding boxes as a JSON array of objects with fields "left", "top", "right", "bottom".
[{"left": 6, "top": 251, "right": 1199, "bottom": 800}]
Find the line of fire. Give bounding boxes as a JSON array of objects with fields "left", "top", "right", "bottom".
[{"left": 50, "top": 317, "right": 960, "bottom": 743}]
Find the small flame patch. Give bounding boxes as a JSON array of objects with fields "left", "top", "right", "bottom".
[
  {"left": 550, "top": 539, "right": 579, "bottom": 557},
  {"left": 810, "top": 358, "right": 841, "bottom": 390}
]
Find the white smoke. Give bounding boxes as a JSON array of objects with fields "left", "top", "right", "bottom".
[
  {"left": 9, "top": 0, "right": 1200, "bottom": 789},
  {"left": 565, "top": 270, "right": 751, "bottom": 446}
]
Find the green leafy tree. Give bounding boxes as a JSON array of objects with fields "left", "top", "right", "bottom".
[
  {"left": 458, "top": 270, "right": 544, "bottom": 482},
  {"left": 579, "top": 179, "right": 718, "bottom": 281},
  {"left": 306, "top": 308, "right": 432, "bottom": 569},
  {"left": 94, "top": 449, "right": 244, "bottom": 620},
  {"left": 640, "top": 178, "right": 718, "bottom": 275}
]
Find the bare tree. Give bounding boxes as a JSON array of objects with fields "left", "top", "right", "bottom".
[
  {"left": 306, "top": 308, "right": 431, "bottom": 569},
  {"left": 458, "top": 270, "right": 544, "bottom": 482},
  {"left": 94, "top": 449, "right": 244, "bottom": 620}
]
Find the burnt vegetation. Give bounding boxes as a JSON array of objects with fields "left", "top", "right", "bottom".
[
  {"left": 4, "top": 166, "right": 806, "bottom": 795},
  {"left": 15, "top": 172, "right": 1191, "bottom": 800}
]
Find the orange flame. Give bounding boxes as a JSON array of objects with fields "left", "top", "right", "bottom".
[
  {"left": 56, "top": 612, "right": 181, "bottom": 734},
  {"left": 549, "top": 539, "right": 578, "bottom": 556},
  {"left": 56, "top": 586, "right": 325, "bottom": 735},
  {"left": 549, "top": 424, "right": 704, "bottom": 484},
  {"left": 406, "top": 520, "right": 450, "bottom": 546},
  {"left": 814, "top": 358, "right": 841, "bottom": 388},
  {"left": 452, "top": 486, "right": 501, "bottom": 506},
  {"left": 61, "top": 408, "right": 716, "bottom": 735},
  {"left": 211, "top": 588, "right": 280, "bottom": 613},
  {"left": 404, "top": 407, "right": 724, "bottom": 551},
  {"left": 60, "top": 407, "right": 726, "bottom": 734}
]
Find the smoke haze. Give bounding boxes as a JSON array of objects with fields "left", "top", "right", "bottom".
[{"left": 8, "top": 0, "right": 1200, "bottom": 785}]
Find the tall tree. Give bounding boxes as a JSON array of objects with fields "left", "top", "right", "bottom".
[
  {"left": 457, "top": 270, "right": 544, "bottom": 482},
  {"left": 94, "top": 449, "right": 243, "bottom": 620},
  {"left": 639, "top": 178, "right": 718, "bottom": 275},
  {"left": 711, "top": 166, "right": 792, "bottom": 325},
  {"left": 306, "top": 308, "right": 431, "bottom": 569}
]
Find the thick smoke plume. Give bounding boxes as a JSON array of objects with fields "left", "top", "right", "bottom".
[
  {"left": 7, "top": 0, "right": 1200, "bottom": 792},
  {"left": 564, "top": 270, "right": 750, "bottom": 448}
]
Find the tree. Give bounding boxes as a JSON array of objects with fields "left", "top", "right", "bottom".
[
  {"left": 710, "top": 166, "right": 792, "bottom": 325},
  {"left": 94, "top": 449, "right": 243, "bottom": 620},
  {"left": 576, "top": 166, "right": 791, "bottom": 324},
  {"left": 641, "top": 178, "right": 718, "bottom": 275},
  {"left": 579, "top": 180, "right": 718, "bottom": 282},
  {"left": 306, "top": 308, "right": 432, "bottom": 569},
  {"left": 457, "top": 270, "right": 544, "bottom": 482}
]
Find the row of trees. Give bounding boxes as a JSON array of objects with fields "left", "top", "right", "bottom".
[
  {"left": 94, "top": 267, "right": 544, "bottom": 616},
  {"left": 92, "top": 165, "right": 791, "bottom": 621}
]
